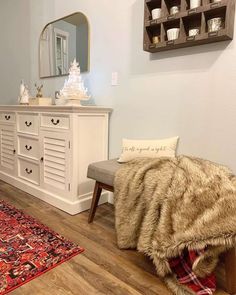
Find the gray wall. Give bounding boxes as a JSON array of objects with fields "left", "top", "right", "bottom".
[
  {"left": 0, "top": 0, "right": 31, "bottom": 104},
  {"left": 0, "top": 0, "right": 236, "bottom": 173}
]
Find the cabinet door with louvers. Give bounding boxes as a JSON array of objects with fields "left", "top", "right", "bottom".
[
  {"left": 40, "top": 131, "right": 71, "bottom": 197},
  {"left": 0, "top": 124, "right": 16, "bottom": 175}
]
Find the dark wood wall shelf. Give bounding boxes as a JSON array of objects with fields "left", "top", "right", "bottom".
[{"left": 143, "top": 0, "right": 235, "bottom": 53}]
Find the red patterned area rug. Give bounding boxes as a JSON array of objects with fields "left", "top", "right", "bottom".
[{"left": 0, "top": 200, "right": 84, "bottom": 294}]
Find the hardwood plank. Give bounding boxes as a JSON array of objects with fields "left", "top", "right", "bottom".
[{"left": 0, "top": 180, "right": 230, "bottom": 295}]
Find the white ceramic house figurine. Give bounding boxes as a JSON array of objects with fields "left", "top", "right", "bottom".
[
  {"left": 18, "top": 80, "right": 30, "bottom": 105},
  {"left": 58, "top": 59, "right": 90, "bottom": 106}
]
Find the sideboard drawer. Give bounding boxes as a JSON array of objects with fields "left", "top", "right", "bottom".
[
  {"left": 18, "top": 158, "right": 40, "bottom": 185},
  {"left": 41, "top": 114, "right": 70, "bottom": 130},
  {"left": 0, "top": 112, "right": 16, "bottom": 123},
  {"left": 18, "top": 136, "right": 39, "bottom": 160},
  {"left": 18, "top": 113, "right": 39, "bottom": 135}
]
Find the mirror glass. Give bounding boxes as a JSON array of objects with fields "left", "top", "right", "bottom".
[{"left": 39, "top": 12, "right": 89, "bottom": 78}]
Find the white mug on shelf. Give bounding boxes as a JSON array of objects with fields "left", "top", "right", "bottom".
[
  {"left": 189, "top": 28, "right": 200, "bottom": 36},
  {"left": 190, "top": 0, "right": 201, "bottom": 9},
  {"left": 167, "top": 28, "right": 180, "bottom": 41},
  {"left": 151, "top": 8, "right": 161, "bottom": 20}
]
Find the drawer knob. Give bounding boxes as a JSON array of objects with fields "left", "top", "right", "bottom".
[
  {"left": 51, "top": 118, "right": 60, "bottom": 125},
  {"left": 25, "top": 168, "right": 32, "bottom": 174},
  {"left": 25, "top": 121, "right": 32, "bottom": 127},
  {"left": 13, "top": 149, "right": 16, "bottom": 154},
  {"left": 25, "top": 145, "right": 32, "bottom": 151},
  {"left": 5, "top": 115, "right": 11, "bottom": 120},
  {"left": 40, "top": 157, "right": 44, "bottom": 162}
]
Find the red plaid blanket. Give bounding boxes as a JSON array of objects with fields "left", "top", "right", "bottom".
[{"left": 169, "top": 249, "right": 216, "bottom": 295}]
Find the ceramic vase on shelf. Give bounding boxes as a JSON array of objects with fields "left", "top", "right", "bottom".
[
  {"left": 190, "top": 0, "right": 201, "bottom": 9},
  {"left": 208, "top": 17, "right": 222, "bottom": 32},
  {"left": 151, "top": 8, "right": 161, "bottom": 19},
  {"left": 170, "top": 6, "right": 179, "bottom": 15}
]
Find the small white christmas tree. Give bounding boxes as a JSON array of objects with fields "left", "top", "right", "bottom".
[{"left": 59, "top": 59, "right": 90, "bottom": 105}]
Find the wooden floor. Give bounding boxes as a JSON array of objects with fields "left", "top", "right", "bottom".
[{"left": 0, "top": 180, "right": 229, "bottom": 295}]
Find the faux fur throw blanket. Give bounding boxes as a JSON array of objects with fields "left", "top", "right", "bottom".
[{"left": 114, "top": 156, "right": 236, "bottom": 295}]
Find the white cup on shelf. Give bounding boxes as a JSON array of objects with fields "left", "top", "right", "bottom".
[
  {"left": 190, "top": 0, "right": 201, "bottom": 9},
  {"left": 189, "top": 28, "right": 200, "bottom": 36},
  {"left": 151, "top": 8, "right": 161, "bottom": 20},
  {"left": 167, "top": 28, "right": 180, "bottom": 41}
]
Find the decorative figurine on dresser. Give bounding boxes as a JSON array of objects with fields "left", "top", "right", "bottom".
[
  {"left": 0, "top": 104, "right": 112, "bottom": 214},
  {"left": 29, "top": 83, "right": 52, "bottom": 106},
  {"left": 57, "top": 59, "right": 90, "bottom": 106},
  {"left": 35, "top": 83, "right": 44, "bottom": 98},
  {"left": 18, "top": 80, "right": 30, "bottom": 105}
]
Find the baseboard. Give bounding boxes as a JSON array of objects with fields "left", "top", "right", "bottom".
[{"left": 0, "top": 172, "right": 108, "bottom": 215}]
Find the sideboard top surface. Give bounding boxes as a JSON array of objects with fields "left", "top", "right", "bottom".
[{"left": 0, "top": 105, "right": 112, "bottom": 114}]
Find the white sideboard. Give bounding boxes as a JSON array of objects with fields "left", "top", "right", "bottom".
[{"left": 0, "top": 105, "right": 112, "bottom": 214}]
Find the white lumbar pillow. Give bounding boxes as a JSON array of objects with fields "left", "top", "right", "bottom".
[{"left": 118, "top": 136, "right": 179, "bottom": 163}]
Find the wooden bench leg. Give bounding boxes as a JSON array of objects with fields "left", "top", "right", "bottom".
[
  {"left": 225, "top": 247, "right": 236, "bottom": 294},
  {"left": 88, "top": 181, "right": 102, "bottom": 223}
]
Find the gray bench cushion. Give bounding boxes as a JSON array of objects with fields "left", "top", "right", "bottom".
[{"left": 87, "top": 159, "right": 121, "bottom": 187}]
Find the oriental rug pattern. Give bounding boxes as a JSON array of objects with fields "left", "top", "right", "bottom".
[{"left": 0, "top": 200, "right": 84, "bottom": 294}]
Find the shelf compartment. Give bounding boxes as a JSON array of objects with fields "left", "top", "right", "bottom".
[
  {"left": 183, "top": 0, "right": 203, "bottom": 11},
  {"left": 145, "top": 0, "right": 162, "bottom": 14},
  {"left": 182, "top": 0, "right": 213, "bottom": 12},
  {"left": 181, "top": 0, "right": 214, "bottom": 12},
  {"left": 182, "top": 13, "right": 202, "bottom": 37},
  {"left": 146, "top": 23, "right": 162, "bottom": 44},
  {"left": 182, "top": 0, "right": 227, "bottom": 15},
  {"left": 163, "top": 0, "right": 181, "bottom": 15},
  {"left": 163, "top": 19, "right": 181, "bottom": 41},
  {"left": 204, "top": 6, "right": 226, "bottom": 32}
]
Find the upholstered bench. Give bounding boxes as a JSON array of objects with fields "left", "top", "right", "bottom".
[
  {"left": 87, "top": 159, "right": 236, "bottom": 294},
  {"left": 87, "top": 159, "right": 120, "bottom": 223}
]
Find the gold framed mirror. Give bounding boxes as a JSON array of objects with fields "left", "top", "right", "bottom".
[{"left": 39, "top": 12, "right": 89, "bottom": 78}]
